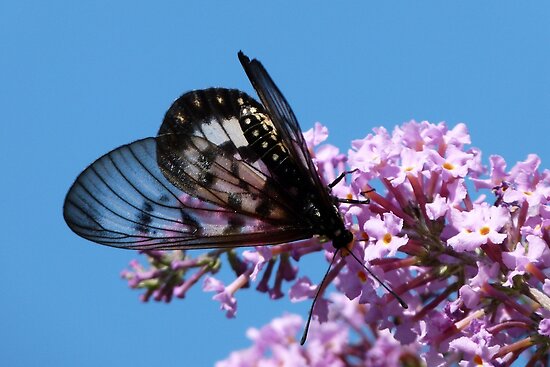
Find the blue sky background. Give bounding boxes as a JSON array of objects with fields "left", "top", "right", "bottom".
[{"left": 1, "top": 2, "right": 549, "bottom": 366}]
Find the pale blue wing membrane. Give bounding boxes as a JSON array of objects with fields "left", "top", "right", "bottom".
[{"left": 64, "top": 137, "right": 313, "bottom": 250}]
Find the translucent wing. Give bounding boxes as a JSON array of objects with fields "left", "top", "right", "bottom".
[
  {"left": 63, "top": 137, "right": 315, "bottom": 250},
  {"left": 238, "top": 52, "right": 334, "bottom": 209},
  {"left": 63, "top": 88, "right": 317, "bottom": 250}
]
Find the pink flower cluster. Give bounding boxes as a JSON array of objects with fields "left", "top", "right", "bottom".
[
  {"left": 217, "top": 294, "right": 423, "bottom": 367},
  {"left": 122, "top": 120, "right": 550, "bottom": 366}
]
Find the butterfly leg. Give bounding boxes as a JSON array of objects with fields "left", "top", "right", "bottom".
[
  {"left": 337, "top": 197, "right": 370, "bottom": 204},
  {"left": 329, "top": 169, "right": 374, "bottom": 204},
  {"left": 328, "top": 169, "right": 358, "bottom": 189}
]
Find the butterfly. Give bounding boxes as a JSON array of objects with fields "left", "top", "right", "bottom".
[
  {"left": 63, "top": 52, "right": 356, "bottom": 253},
  {"left": 64, "top": 52, "right": 407, "bottom": 344}
]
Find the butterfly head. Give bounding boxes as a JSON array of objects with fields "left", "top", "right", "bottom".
[{"left": 331, "top": 228, "right": 354, "bottom": 249}]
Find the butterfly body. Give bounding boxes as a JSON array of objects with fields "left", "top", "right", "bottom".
[
  {"left": 63, "top": 52, "right": 353, "bottom": 252},
  {"left": 237, "top": 96, "right": 352, "bottom": 248},
  {"left": 239, "top": 108, "right": 353, "bottom": 249}
]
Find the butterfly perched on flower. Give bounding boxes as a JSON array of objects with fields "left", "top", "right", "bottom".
[{"left": 63, "top": 52, "right": 356, "bottom": 253}]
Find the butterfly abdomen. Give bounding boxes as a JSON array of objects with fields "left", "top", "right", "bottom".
[
  {"left": 239, "top": 107, "right": 302, "bottom": 183},
  {"left": 238, "top": 108, "right": 352, "bottom": 248},
  {"left": 238, "top": 103, "right": 348, "bottom": 243}
]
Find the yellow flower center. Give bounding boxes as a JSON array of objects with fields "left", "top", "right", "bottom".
[
  {"left": 479, "top": 226, "right": 490, "bottom": 236},
  {"left": 357, "top": 271, "right": 367, "bottom": 283},
  {"left": 443, "top": 162, "right": 454, "bottom": 170},
  {"left": 383, "top": 233, "right": 392, "bottom": 245}
]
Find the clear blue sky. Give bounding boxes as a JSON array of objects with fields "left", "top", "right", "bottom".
[{"left": 1, "top": 2, "right": 549, "bottom": 366}]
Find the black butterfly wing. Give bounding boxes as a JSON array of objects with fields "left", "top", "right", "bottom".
[
  {"left": 238, "top": 52, "right": 334, "bottom": 209},
  {"left": 158, "top": 88, "right": 279, "bottom": 182},
  {"left": 63, "top": 89, "right": 316, "bottom": 250}
]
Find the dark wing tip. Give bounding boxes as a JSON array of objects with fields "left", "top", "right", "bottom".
[{"left": 238, "top": 51, "right": 251, "bottom": 67}]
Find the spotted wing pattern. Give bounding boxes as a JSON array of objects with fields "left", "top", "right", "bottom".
[{"left": 63, "top": 89, "right": 316, "bottom": 250}]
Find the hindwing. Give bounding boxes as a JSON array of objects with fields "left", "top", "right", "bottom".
[{"left": 63, "top": 89, "right": 317, "bottom": 250}]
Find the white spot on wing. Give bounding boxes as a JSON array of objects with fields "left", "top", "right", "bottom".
[
  {"left": 221, "top": 117, "right": 248, "bottom": 148},
  {"left": 197, "top": 117, "right": 248, "bottom": 148}
]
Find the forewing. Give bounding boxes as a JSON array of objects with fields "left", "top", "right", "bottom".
[
  {"left": 237, "top": 52, "right": 334, "bottom": 208},
  {"left": 63, "top": 137, "right": 314, "bottom": 250}
]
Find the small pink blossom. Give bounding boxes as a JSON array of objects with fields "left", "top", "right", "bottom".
[
  {"left": 447, "top": 204, "right": 509, "bottom": 252},
  {"left": 303, "top": 122, "right": 329, "bottom": 147},
  {"left": 426, "top": 193, "right": 449, "bottom": 220},
  {"left": 538, "top": 318, "right": 550, "bottom": 337},
  {"left": 426, "top": 144, "right": 474, "bottom": 180},
  {"left": 242, "top": 246, "right": 272, "bottom": 281},
  {"left": 363, "top": 212, "right": 408, "bottom": 259}
]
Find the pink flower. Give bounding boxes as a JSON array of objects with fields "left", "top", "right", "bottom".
[
  {"left": 203, "top": 272, "right": 251, "bottom": 318},
  {"left": 303, "top": 122, "right": 329, "bottom": 147},
  {"left": 447, "top": 204, "right": 509, "bottom": 252},
  {"left": 448, "top": 321, "right": 500, "bottom": 366},
  {"left": 426, "top": 144, "right": 474, "bottom": 180},
  {"left": 388, "top": 147, "right": 427, "bottom": 186},
  {"left": 242, "top": 246, "right": 272, "bottom": 281},
  {"left": 426, "top": 194, "right": 449, "bottom": 220},
  {"left": 538, "top": 318, "right": 550, "bottom": 337},
  {"left": 363, "top": 212, "right": 408, "bottom": 259}
]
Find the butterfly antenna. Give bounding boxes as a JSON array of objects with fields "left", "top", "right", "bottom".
[
  {"left": 300, "top": 248, "right": 341, "bottom": 345},
  {"left": 346, "top": 249, "right": 408, "bottom": 309}
]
